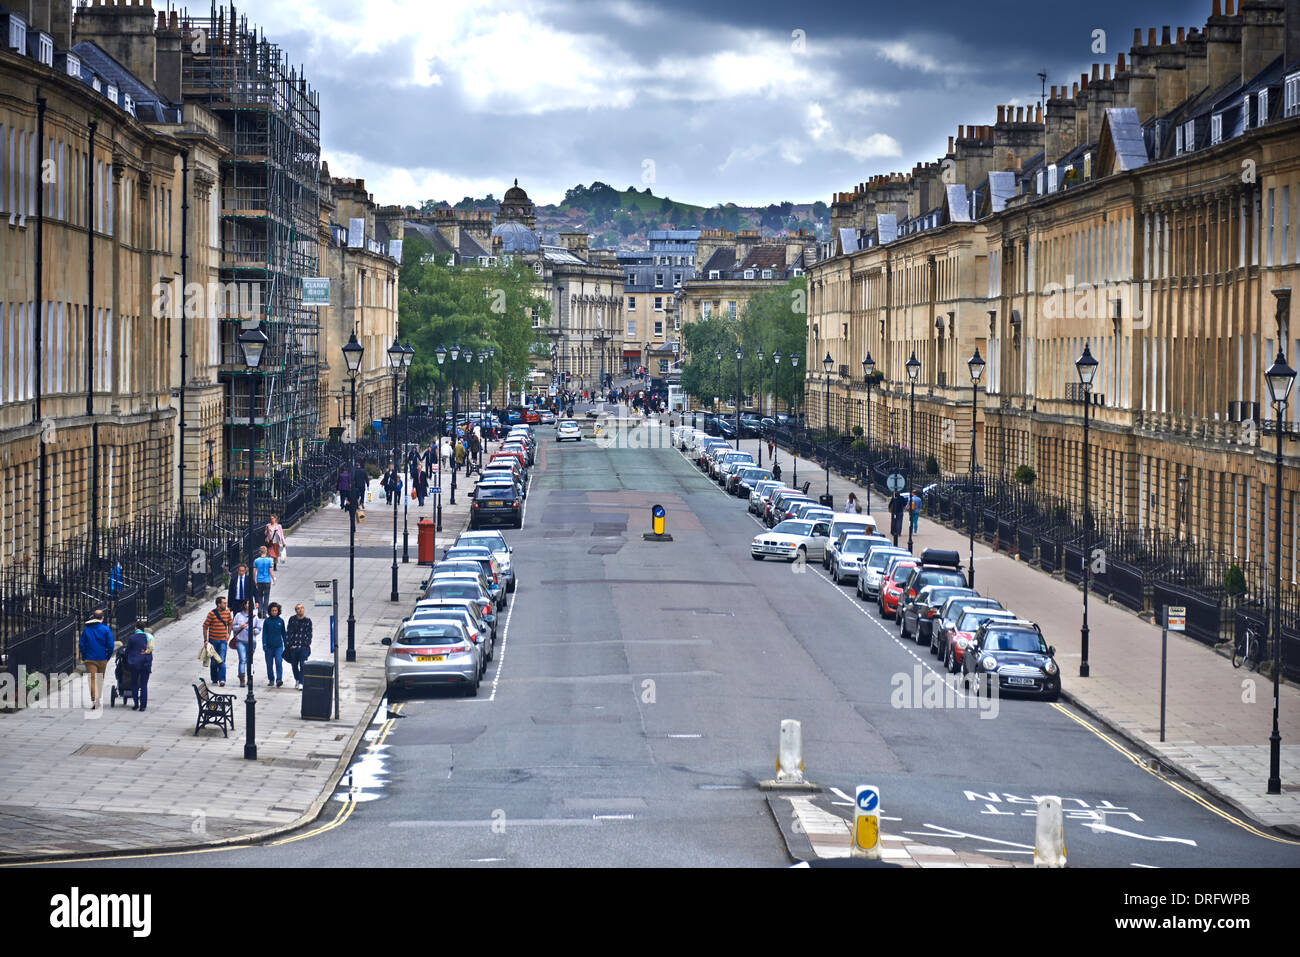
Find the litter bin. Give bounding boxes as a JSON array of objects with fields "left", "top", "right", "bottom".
[
  {"left": 819, "top": 493, "right": 834, "bottom": 508},
  {"left": 417, "top": 518, "right": 435, "bottom": 565},
  {"left": 301, "top": 660, "right": 334, "bottom": 720}
]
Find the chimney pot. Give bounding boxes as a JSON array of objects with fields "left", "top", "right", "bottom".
[
  {"left": 997, "top": 105, "right": 1006, "bottom": 123},
  {"left": 1212, "top": 0, "right": 1221, "bottom": 15},
  {"left": 1177, "top": 26, "right": 1185, "bottom": 43},
  {"left": 1081, "top": 72, "right": 1089, "bottom": 91},
  {"left": 1225, "top": 0, "right": 1233, "bottom": 14},
  {"left": 1091, "top": 63, "right": 1100, "bottom": 80},
  {"left": 1072, "top": 82, "right": 1079, "bottom": 98},
  {"left": 1148, "top": 27, "right": 1157, "bottom": 46},
  {"left": 958, "top": 124, "right": 965, "bottom": 138},
  {"left": 1035, "top": 105, "right": 1043, "bottom": 123},
  {"left": 1117, "top": 52, "right": 1126, "bottom": 73},
  {"left": 1134, "top": 27, "right": 1142, "bottom": 46},
  {"left": 1016, "top": 106, "right": 1025, "bottom": 122},
  {"left": 1103, "top": 64, "right": 1111, "bottom": 80},
  {"left": 948, "top": 135, "right": 954, "bottom": 152},
  {"left": 1162, "top": 25, "right": 1172, "bottom": 45}
]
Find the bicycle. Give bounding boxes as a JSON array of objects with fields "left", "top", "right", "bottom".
[{"left": 1232, "top": 625, "right": 1260, "bottom": 669}]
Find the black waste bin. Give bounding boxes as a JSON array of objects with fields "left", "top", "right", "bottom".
[
  {"left": 301, "top": 660, "right": 334, "bottom": 720},
  {"left": 819, "top": 493, "right": 834, "bottom": 508}
]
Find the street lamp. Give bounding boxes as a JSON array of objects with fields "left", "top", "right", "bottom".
[
  {"left": 790, "top": 352, "right": 800, "bottom": 486},
  {"left": 862, "top": 352, "right": 875, "bottom": 513},
  {"left": 387, "top": 339, "right": 405, "bottom": 602},
  {"left": 434, "top": 344, "right": 447, "bottom": 532},
  {"left": 822, "top": 352, "right": 834, "bottom": 503},
  {"left": 237, "top": 321, "right": 267, "bottom": 761},
  {"left": 1074, "top": 341, "right": 1099, "bottom": 678},
  {"left": 1265, "top": 323, "right": 1296, "bottom": 795},
  {"left": 449, "top": 343, "right": 461, "bottom": 505},
  {"left": 966, "top": 347, "right": 985, "bottom": 589},
  {"left": 734, "top": 347, "right": 744, "bottom": 451},
  {"left": 905, "top": 351, "right": 921, "bottom": 554},
  {"left": 401, "top": 342, "right": 415, "bottom": 564},
  {"left": 756, "top": 347, "right": 765, "bottom": 466},
  {"left": 771, "top": 350, "right": 782, "bottom": 472},
  {"left": 341, "top": 331, "right": 364, "bottom": 664}
]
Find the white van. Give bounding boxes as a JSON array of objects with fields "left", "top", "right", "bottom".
[{"left": 823, "top": 514, "right": 879, "bottom": 569}]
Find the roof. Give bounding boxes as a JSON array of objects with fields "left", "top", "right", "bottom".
[
  {"left": 490, "top": 221, "right": 539, "bottom": 253},
  {"left": 702, "top": 248, "right": 735, "bottom": 274},
  {"left": 459, "top": 230, "right": 489, "bottom": 259},
  {"left": 542, "top": 245, "right": 586, "bottom": 265},
  {"left": 945, "top": 185, "right": 971, "bottom": 223},
  {"left": 403, "top": 221, "right": 456, "bottom": 258},
  {"left": 838, "top": 227, "right": 860, "bottom": 255},
  {"left": 986, "top": 172, "right": 1017, "bottom": 213},
  {"left": 1098, "top": 108, "right": 1148, "bottom": 173},
  {"left": 876, "top": 214, "right": 898, "bottom": 244},
  {"left": 739, "top": 245, "right": 788, "bottom": 270},
  {"left": 647, "top": 229, "right": 701, "bottom": 242},
  {"left": 71, "top": 41, "right": 179, "bottom": 123}
]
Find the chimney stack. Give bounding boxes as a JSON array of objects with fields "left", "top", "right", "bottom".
[
  {"left": 997, "top": 105, "right": 1006, "bottom": 123},
  {"left": 155, "top": 8, "right": 183, "bottom": 105},
  {"left": 74, "top": 0, "right": 159, "bottom": 92}
]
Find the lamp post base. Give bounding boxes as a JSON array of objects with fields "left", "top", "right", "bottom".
[
  {"left": 1268, "top": 730, "right": 1282, "bottom": 794},
  {"left": 390, "top": 564, "right": 399, "bottom": 603},
  {"left": 346, "top": 616, "right": 356, "bottom": 663},
  {"left": 244, "top": 693, "right": 257, "bottom": 760}
]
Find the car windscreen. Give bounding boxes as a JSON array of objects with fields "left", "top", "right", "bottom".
[
  {"left": 459, "top": 534, "right": 506, "bottom": 549},
  {"left": 983, "top": 629, "right": 1047, "bottom": 654},
  {"left": 959, "top": 610, "right": 1015, "bottom": 632},
  {"left": 446, "top": 548, "right": 492, "bottom": 561},
  {"left": 428, "top": 583, "right": 485, "bottom": 600},
  {"left": 830, "top": 520, "right": 874, "bottom": 540},
  {"left": 434, "top": 562, "right": 484, "bottom": 576},
  {"left": 916, "top": 569, "right": 967, "bottom": 589},
  {"left": 867, "top": 549, "right": 906, "bottom": 569},
  {"left": 396, "top": 623, "right": 463, "bottom": 644},
  {"left": 475, "top": 486, "right": 516, "bottom": 500},
  {"left": 841, "top": 538, "right": 871, "bottom": 555},
  {"left": 771, "top": 520, "right": 813, "bottom": 536}
]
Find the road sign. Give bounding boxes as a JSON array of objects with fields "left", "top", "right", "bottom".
[
  {"left": 852, "top": 784, "right": 881, "bottom": 859},
  {"left": 1167, "top": 606, "right": 1186, "bottom": 631},
  {"left": 887, "top": 473, "right": 906, "bottom": 492},
  {"left": 856, "top": 787, "right": 879, "bottom": 812},
  {"left": 314, "top": 579, "right": 332, "bottom": 607}
]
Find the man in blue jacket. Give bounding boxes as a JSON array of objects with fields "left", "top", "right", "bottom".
[
  {"left": 78, "top": 609, "right": 115, "bottom": 710},
  {"left": 123, "top": 617, "right": 154, "bottom": 712}
]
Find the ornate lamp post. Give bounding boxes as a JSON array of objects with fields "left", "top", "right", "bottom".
[
  {"left": 734, "top": 347, "right": 743, "bottom": 451},
  {"left": 341, "top": 331, "right": 364, "bottom": 662},
  {"left": 771, "top": 350, "right": 781, "bottom": 471},
  {"left": 237, "top": 322, "right": 267, "bottom": 761},
  {"left": 822, "top": 352, "right": 834, "bottom": 502},
  {"left": 966, "top": 347, "right": 985, "bottom": 588},
  {"left": 449, "top": 342, "right": 461, "bottom": 504},
  {"left": 400, "top": 341, "right": 415, "bottom": 562},
  {"left": 862, "top": 352, "right": 875, "bottom": 512},
  {"left": 790, "top": 352, "right": 800, "bottom": 486},
  {"left": 756, "top": 347, "right": 765, "bottom": 466},
  {"left": 1074, "top": 342, "right": 1099, "bottom": 677},
  {"left": 1265, "top": 324, "right": 1296, "bottom": 795},
  {"left": 905, "top": 351, "right": 920, "bottom": 554},
  {"left": 386, "top": 339, "right": 405, "bottom": 602},
  {"left": 434, "top": 345, "right": 447, "bottom": 531}
]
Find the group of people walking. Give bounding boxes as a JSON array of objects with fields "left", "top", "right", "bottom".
[{"left": 76, "top": 608, "right": 153, "bottom": 711}]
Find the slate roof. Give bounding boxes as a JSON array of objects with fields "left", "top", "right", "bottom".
[
  {"left": 72, "top": 41, "right": 180, "bottom": 123},
  {"left": 739, "top": 245, "right": 788, "bottom": 270},
  {"left": 702, "top": 248, "right": 736, "bottom": 274},
  {"left": 1100, "top": 108, "right": 1148, "bottom": 172}
]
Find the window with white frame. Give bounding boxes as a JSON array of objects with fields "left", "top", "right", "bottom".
[
  {"left": 654, "top": 320, "right": 663, "bottom": 337},
  {"left": 1244, "top": 94, "right": 1253, "bottom": 130},
  {"left": 674, "top": 272, "right": 682, "bottom": 287},
  {"left": 627, "top": 295, "right": 636, "bottom": 311},
  {"left": 743, "top": 269, "right": 755, "bottom": 279},
  {"left": 1259, "top": 88, "right": 1269, "bottom": 126},
  {"left": 1183, "top": 119, "right": 1195, "bottom": 152},
  {"left": 8, "top": 14, "right": 25, "bottom": 52},
  {"left": 654, "top": 296, "right": 663, "bottom": 311},
  {"left": 702, "top": 302, "right": 712, "bottom": 319},
  {"left": 655, "top": 273, "right": 664, "bottom": 288},
  {"left": 674, "top": 313, "right": 680, "bottom": 331},
  {"left": 1210, "top": 113, "right": 1222, "bottom": 145},
  {"left": 728, "top": 301, "right": 737, "bottom": 318},
  {"left": 709, "top": 270, "right": 720, "bottom": 279},
  {"left": 626, "top": 319, "right": 635, "bottom": 337},
  {"left": 1175, "top": 125, "right": 1185, "bottom": 155},
  {"left": 1287, "top": 73, "right": 1300, "bottom": 117},
  {"left": 761, "top": 268, "right": 773, "bottom": 279}
]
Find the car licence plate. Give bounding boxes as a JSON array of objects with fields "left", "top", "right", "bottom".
[
  {"left": 1005, "top": 676, "right": 1035, "bottom": 686},
  {"left": 416, "top": 655, "right": 445, "bottom": 663},
  {"left": 487, "top": 501, "right": 503, "bottom": 506}
]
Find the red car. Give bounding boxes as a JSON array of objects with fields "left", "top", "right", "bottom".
[
  {"left": 522, "top": 409, "right": 540, "bottom": 424},
  {"left": 877, "top": 560, "right": 917, "bottom": 620}
]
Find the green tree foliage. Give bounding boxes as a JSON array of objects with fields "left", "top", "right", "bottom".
[
  {"left": 811, "top": 200, "right": 829, "bottom": 220},
  {"left": 680, "top": 314, "right": 739, "bottom": 408},
  {"left": 613, "top": 210, "right": 637, "bottom": 237},
  {"left": 397, "top": 233, "right": 547, "bottom": 407}
]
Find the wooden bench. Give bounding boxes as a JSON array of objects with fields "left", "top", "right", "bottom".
[{"left": 192, "top": 679, "right": 237, "bottom": 737}]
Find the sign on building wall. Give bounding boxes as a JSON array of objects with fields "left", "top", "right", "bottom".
[
  {"left": 303, "top": 277, "right": 330, "bottom": 305},
  {"left": 347, "top": 218, "right": 365, "bottom": 248}
]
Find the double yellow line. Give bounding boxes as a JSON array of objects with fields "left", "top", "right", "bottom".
[
  {"left": 1, "top": 703, "right": 405, "bottom": 867},
  {"left": 1051, "top": 702, "right": 1300, "bottom": 846}
]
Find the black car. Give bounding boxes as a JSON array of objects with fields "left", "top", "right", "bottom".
[
  {"left": 471, "top": 484, "right": 522, "bottom": 529},
  {"left": 962, "top": 620, "right": 1060, "bottom": 700},
  {"left": 897, "top": 550, "right": 968, "bottom": 639},
  {"left": 739, "top": 414, "right": 763, "bottom": 437},
  {"left": 900, "top": 584, "right": 977, "bottom": 645},
  {"left": 715, "top": 418, "right": 737, "bottom": 439}
]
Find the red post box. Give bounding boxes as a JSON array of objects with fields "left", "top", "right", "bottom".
[{"left": 417, "top": 518, "right": 436, "bottom": 565}]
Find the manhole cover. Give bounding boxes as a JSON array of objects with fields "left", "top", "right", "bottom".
[
  {"left": 588, "top": 543, "right": 624, "bottom": 555},
  {"left": 74, "top": 744, "right": 147, "bottom": 760}
]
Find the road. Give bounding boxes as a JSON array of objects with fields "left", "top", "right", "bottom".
[{"left": 57, "top": 418, "right": 1300, "bottom": 868}]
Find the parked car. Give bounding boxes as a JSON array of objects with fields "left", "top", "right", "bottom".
[
  {"left": 408, "top": 605, "right": 491, "bottom": 668},
  {"left": 751, "top": 517, "right": 832, "bottom": 563},
  {"left": 856, "top": 544, "right": 910, "bottom": 601},
  {"left": 878, "top": 557, "right": 919, "bottom": 620},
  {"left": 455, "top": 529, "right": 517, "bottom": 592},
  {"left": 895, "top": 548, "right": 967, "bottom": 613},
  {"left": 750, "top": 480, "right": 784, "bottom": 515},
  {"left": 941, "top": 607, "right": 1019, "bottom": 673},
  {"left": 899, "top": 584, "right": 977, "bottom": 644},
  {"left": 430, "top": 561, "right": 500, "bottom": 608},
  {"left": 930, "top": 595, "right": 1004, "bottom": 659},
  {"left": 556, "top": 419, "right": 582, "bottom": 441},
  {"left": 962, "top": 619, "right": 1060, "bottom": 700},
  {"left": 383, "top": 618, "right": 480, "bottom": 698},
  {"left": 830, "top": 533, "right": 891, "bottom": 585},
  {"left": 471, "top": 483, "right": 523, "bottom": 530},
  {"left": 733, "top": 467, "right": 773, "bottom": 498},
  {"left": 823, "top": 515, "right": 881, "bottom": 569}
]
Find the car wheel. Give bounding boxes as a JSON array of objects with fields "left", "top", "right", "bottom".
[
  {"left": 899, "top": 616, "right": 909, "bottom": 640},
  {"left": 795, "top": 546, "right": 806, "bottom": 564},
  {"left": 752, "top": 554, "right": 763, "bottom": 561},
  {"left": 385, "top": 683, "right": 401, "bottom": 702},
  {"left": 945, "top": 647, "right": 956, "bottom": 673},
  {"left": 466, "top": 674, "right": 479, "bottom": 697}
]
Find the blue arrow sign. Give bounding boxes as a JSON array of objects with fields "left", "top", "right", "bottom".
[{"left": 857, "top": 788, "right": 879, "bottom": 812}]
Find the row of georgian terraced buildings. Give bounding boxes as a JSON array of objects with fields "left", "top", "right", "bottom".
[{"left": 804, "top": 0, "right": 1300, "bottom": 584}]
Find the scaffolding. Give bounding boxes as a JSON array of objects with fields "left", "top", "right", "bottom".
[{"left": 181, "top": 4, "right": 322, "bottom": 497}]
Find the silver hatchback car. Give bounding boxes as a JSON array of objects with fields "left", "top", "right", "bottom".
[{"left": 383, "top": 618, "right": 481, "bottom": 698}]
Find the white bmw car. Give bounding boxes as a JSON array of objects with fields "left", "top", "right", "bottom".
[
  {"left": 750, "top": 518, "right": 832, "bottom": 562},
  {"left": 556, "top": 420, "right": 582, "bottom": 441}
]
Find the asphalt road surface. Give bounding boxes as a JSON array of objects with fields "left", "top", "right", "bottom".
[{"left": 59, "top": 420, "right": 1300, "bottom": 868}]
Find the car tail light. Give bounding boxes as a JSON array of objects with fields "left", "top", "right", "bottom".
[
  {"left": 926, "top": 609, "right": 937, "bottom": 618},
  {"left": 472, "top": 502, "right": 480, "bottom": 509},
  {"left": 481, "top": 603, "right": 491, "bottom": 616}
]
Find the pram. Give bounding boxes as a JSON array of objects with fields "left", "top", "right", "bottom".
[{"left": 108, "top": 641, "right": 139, "bottom": 708}]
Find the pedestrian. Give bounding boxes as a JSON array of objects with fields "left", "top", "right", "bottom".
[
  {"left": 413, "top": 466, "right": 429, "bottom": 507},
  {"left": 253, "top": 545, "right": 275, "bottom": 612},
  {"left": 124, "top": 617, "right": 154, "bottom": 712},
  {"left": 337, "top": 464, "right": 352, "bottom": 509},
  {"left": 285, "top": 604, "right": 313, "bottom": 689},
  {"left": 382, "top": 465, "right": 398, "bottom": 505},
  {"left": 845, "top": 492, "right": 862, "bottom": 514},
  {"left": 889, "top": 491, "right": 905, "bottom": 544},
  {"left": 909, "top": 488, "right": 922, "bottom": 535},
  {"left": 262, "top": 602, "right": 286, "bottom": 688},
  {"left": 265, "top": 513, "right": 286, "bottom": 569},
  {"left": 468, "top": 431, "right": 481, "bottom": 474},
  {"left": 231, "top": 598, "right": 260, "bottom": 687},
  {"left": 454, "top": 439, "right": 466, "bottom": 472},
  {"left": 228, "top": 562, "right": 253, "bottom": 608},
  {"left": 771, "top": 460, "right": 782, "bottom": 481},
  {"left": 350, "top": 463, "right": 369, "bottom": 512},
  {"left": 767, "top": 438, "right": 775, "bottom": 461},
  {"left": 78, "top": 608, "right": 114, "bottom": 710},
  {"left": 202, "top": 596, "right": 234, "bottom": 686}
]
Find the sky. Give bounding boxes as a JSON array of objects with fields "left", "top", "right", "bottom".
[{"left": 232, "top": 0, "right": 1212, "bottom": 209}]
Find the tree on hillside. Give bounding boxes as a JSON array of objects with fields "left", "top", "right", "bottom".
[
  {"left": 811, "top": 200, "right": 829, "bottom": 220},
  {"left": 613, "top": 210, "right": 637, "bottom": 237}
]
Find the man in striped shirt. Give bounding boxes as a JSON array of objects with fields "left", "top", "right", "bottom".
[{"left": 203, "top": 596, "right": 234, "bottom": 686}]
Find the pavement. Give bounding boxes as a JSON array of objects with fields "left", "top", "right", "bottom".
[
  {"left": 729, "top": 432, "right": 1300, "bottom": 834},
  {"left": 0, "top": 451, "right": 483, "bottom": 862}
]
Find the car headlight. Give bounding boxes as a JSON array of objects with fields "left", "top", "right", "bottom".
[
  {"left": 981, "top": 656, "right": 998, "bottom": 671},
  {"left": 1043, "top": 659, "right": 1058, "bottom": 675},
  {"left": 954, "top": 637, "right": 969, "bottom": 649}
]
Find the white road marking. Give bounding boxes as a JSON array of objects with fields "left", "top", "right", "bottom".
[
  {"left": 1085, "top": 821, "right": 1197, "bottom": 846},
  {"left": 1131, "top": 862, "right": 1158, "bottom": 868},
  {"left": 905, "top": 824, "right": 1035, "bottom": 850}
]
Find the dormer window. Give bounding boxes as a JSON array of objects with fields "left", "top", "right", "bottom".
[
  {"left": 122, "top": 93, "right": 136, "bottom": 117},
  {"left": 1243, "top": 94, "right": 1252, "bottom": 130},
  {"left": 1259, "top": 88, "right": 1269, "bottom": 125},
  {"left": 63, "top": 52, "right": 80, "bottom": 77},
  {"left": 36, "top": 32, "right": 52, "bottom": 66},
  {"left": 792, "top": 268, "right": 803, "bottom": 277},
  {"left": 709, "top": 270, "right": 720, "bottom": 279},
  {"left": 1210, "top": 113, "right": 1223, "bottom": 145},
  {"left": 106, "top": 84, "right": 118, "bottom": 105},
  {"left": 1287, "top": 73, "right": 1300, "bottom": 118},
  {"left": 761, "top": 269, "right": 773, "bottom": 279},
  {"left": 91, "top": 76, "right": 102, "bottom": 93},
  {"left": 8, "top": 13, "right": 25, "bottom": 53},
  {"left": 743, "top": 269, "right": 755, "bottom": 279},
  {"left": 1183, "top": 119, "right": 1196, "bottom": 152}
]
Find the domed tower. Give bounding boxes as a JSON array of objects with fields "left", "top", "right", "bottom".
[{"left": 498, "top": 178, "right": 536, "bottom": 230}]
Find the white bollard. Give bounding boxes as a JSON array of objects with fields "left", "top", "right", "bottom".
[
  {"left": 1034, "top": 795, "right": 1067, "bottom": 867},
  {"left": 776, "top": 719, "right": 804, "bottom": 783},
  {"left": 850, "top": 785, "right": 882, "bottom": 860}
]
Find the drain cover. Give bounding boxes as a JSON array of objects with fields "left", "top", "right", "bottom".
[{"left": 74, "top": 744, "right": 147, "bottom": 760}]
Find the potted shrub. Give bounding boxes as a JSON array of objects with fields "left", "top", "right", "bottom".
[
  {"left": 1224, "top": 564, "right": 1247, "bottom": 597},
  {"left": 1014, "top": 464, "right": 1037, "bottom": 486}
]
